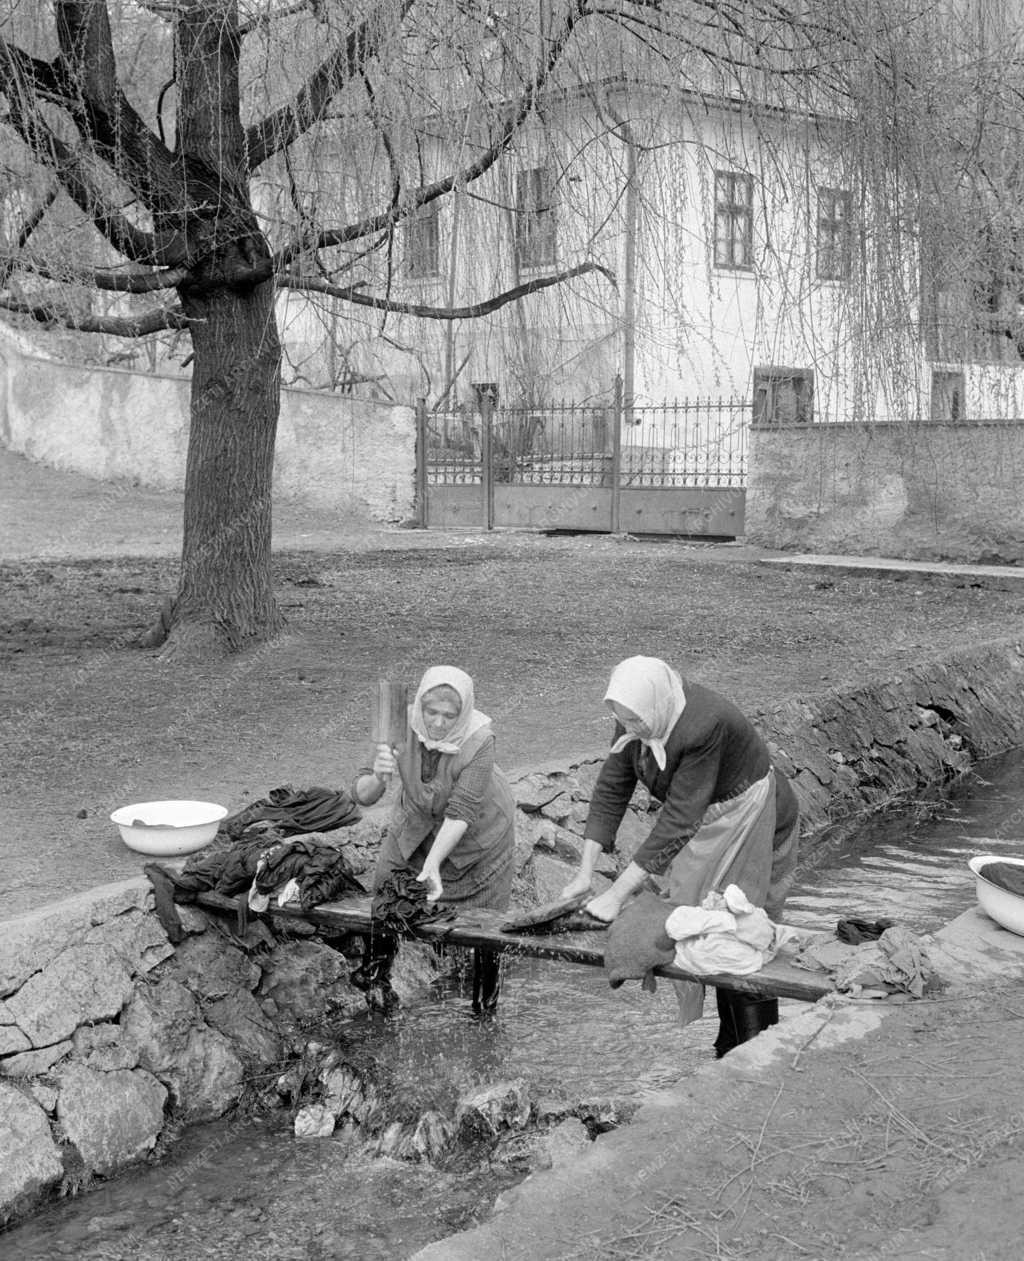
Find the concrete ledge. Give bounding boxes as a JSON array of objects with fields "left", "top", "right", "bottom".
[{"left": 761, "top": 553, "right": 1024, "bottom": 588}]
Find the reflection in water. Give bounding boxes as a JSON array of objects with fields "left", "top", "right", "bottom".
[{"left": 4, "top": 750, "right": 1022, "bottom": 1260}]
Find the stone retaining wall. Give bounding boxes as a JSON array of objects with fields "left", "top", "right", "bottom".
[
  {"left": 3, "top": 637, "right": 1023, "bottom": 1225},
  {"left": 746, "top": 420, "right": 1024, "bottom": 564}
]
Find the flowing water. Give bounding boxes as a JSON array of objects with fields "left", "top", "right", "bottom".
[{"left": 4, "top": 749, "right": 1023, "bottom": 1261}]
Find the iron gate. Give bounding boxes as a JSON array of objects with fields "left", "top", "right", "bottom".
[{"left": 418, "top": 379, "right": 749, "bottom": 536}]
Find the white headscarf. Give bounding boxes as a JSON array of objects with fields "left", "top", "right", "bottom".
[
  {"left": 604, "top": 656, "right": 687, "bottom": 771},
  {"left": 408, "top": 665, "right": 491, "bottom": 753}
]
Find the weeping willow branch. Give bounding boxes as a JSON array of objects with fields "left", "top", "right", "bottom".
[
  {"left": 280, "top": 260, "right": 617, "bottom": 318},
  {"left": 0, "top": 296, "right": 193, "bottom": 335},
  {"left": 0, "top": 254, "right": 189, "bottom": 292}
]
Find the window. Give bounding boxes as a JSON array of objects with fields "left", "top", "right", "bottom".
[
  {"left": 931, "top": 370, "right": 965, "bottom": 420},
  {"left": 514, "top": 167, "right": 557, "bottom": 269},
  {"left": 816, "top": 188, "right": 852, "bottom": 281},
  {"left": 753, "top": 368, "right": 814, "bottom": 424},
  {"left": 406, "top": 200, "right": 439, "bottom": 279},
  {"left": 714, "top": 171, "right": 754, "bottom": 269}
]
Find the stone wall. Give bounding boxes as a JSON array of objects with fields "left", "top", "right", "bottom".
[
  {"left": 746, "top": 420, "right": 1024, "bottom": 564},
  {"left": 0, "top": 324, "right": 416, "bottom": 524},
  {"left": 3, "top": 637, "right": 1024, "bottom": 1224}
]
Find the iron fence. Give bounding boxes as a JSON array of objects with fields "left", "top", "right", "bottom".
[{"left": 424, "top": 395, "right": 750, "bottom": 488}]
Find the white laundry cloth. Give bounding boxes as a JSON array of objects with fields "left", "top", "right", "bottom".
[{"left": 665, "top": 884, "right": 798, "bottom": 983}]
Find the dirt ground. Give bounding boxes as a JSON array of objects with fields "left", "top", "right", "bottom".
[
  {"left": 3, "top": 445, "right": 1024, "bottom": 920},
  {"left": 4, "top": 447, "right": 1024, "bottom": 1259}
]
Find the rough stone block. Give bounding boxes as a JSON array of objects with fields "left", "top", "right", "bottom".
[
  {"left": 0, "top": 879, "right": 152, "bottom": 998},
  {"left": 531, "top": 853, "right": 580, "bottom": 905},
  {"left": 5, "top": 944, "right": 134, "bottom": 1047},
  {"left": 55, "top": 1062, "right": 166, "bottom": 1176},
  {"left": 72, "top": 1022, "right": 139, "bottom": 1072},
  {"left": 257, "top": 939, "right": 351, "bottom": 1025},
  {"left": 204, "top": 991, "right": 283, "bottom": 1065},
  {"left": 0, "top": 1083, "right": 62, "bottom": 1223},
  {"left": 27, "top": 1083, "right": 57, "bottom": 1113},
  {"left": 83, "top": 909, "right": 175, "bottom": 975},
  {"left": 456, "top": 1079, "right": 531, "bottom": 1139},
  {"left": 0, "top": 1041, "right": 72, "bottom": 1078},
  {"left": 0, "top": 1022, "right": 31, "bottom": 1058},
  {"left": 509, "top": 771, "right": 572, "bottom": 814},
  {"left": 170, "top": 933, "right": 261, "bottom": 1000},
  {"left": 125, "top": 990, "right": 244, "bottom": 1124},
  {"left": 122, "top": 977, "right": 201, "bottom": 1079}
]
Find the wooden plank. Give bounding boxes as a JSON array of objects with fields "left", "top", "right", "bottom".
[{"left": 195, "top": 891, "right": 832, "bottom": 1003}]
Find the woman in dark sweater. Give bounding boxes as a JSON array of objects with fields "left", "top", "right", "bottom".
[{"left": 562, "top": 656, "right": 800, "bottom": 1054}]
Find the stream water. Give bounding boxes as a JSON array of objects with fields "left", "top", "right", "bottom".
[{"left": 3, "top": 749, "right": 1023, "bottom": 1261}]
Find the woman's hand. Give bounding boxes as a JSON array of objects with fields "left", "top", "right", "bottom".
[
  {"left": 372, "top": 742, "right": 398, "bottom": 779},
  {"left": 416, "top": 865, "right": 443, "bottom": 903},
  {"left": 559, "top": 871, "right": 594, "bottom": 902},
  {"left": 585, "top": 861, "right": 649, "bottom": 923},
  {"left": 585, "top": 888, "right": 626, "bottom": 923}
]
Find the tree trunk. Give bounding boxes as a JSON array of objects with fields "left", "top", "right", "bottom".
[{"left": 169, "top": 273, "right": 284, "bottom": 650}]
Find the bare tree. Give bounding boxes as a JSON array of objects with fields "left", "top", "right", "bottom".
[{"left": 4, "top": 0, "right": 980, "bottom": 650}]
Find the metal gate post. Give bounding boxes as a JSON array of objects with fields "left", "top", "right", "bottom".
[
  {"left": 414, "top": 397, "right": 428, "bottom": 528},
  {"left": 480, "top": 393, "right": 495, "bottom": 530},
  {"left": 611, "top": 373, "right": 623, "bottom": 534}
]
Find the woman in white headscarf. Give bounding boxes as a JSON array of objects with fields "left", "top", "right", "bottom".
[
  {"left": 561, "top": 656, "right": 801, "bottom": 1056},
  {"left": 353, "top": 666, "right": 515, "bottom": 1013}
]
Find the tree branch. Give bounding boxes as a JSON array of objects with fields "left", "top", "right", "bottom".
[
  {"left": 0, "top": 35, "right": 169, "bottom": 265},
  {"left": 280, "top": 260, "right": 616, "bottom": 319},
  {"left": 53, "top": 0, "right": 205, "bottom": 219},
  {"left": 245, "top": 0, "right": 417, "bottom": 168},
  {"left": 290, "top": 0, "right": 593, "bottom": 257},
  {"left": 1, "top": 253, "right": 189, "bottom": 292},
  {"left": 0, "top": 185, "right": 58, "bottom": 287},
  {"left": 0, "top": 296, "right": 193, "bottom": 336}
]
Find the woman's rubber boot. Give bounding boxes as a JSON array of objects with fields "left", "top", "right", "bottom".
[
  {"left": 350, "top": 932, "right": 400, "bottom": 1013},
  {"left": 713, "top": 988, "right": 779, "bottom": 1058},
  {"left": 471, "top": 948, "right": 501, "bottom": 1018}
]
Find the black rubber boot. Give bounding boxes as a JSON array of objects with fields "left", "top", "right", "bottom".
[
  {"left": 713, "top": 988, "right": 779, "bottom": 1058},
  {"left": 350, "top": 932, "right": 400, "bottom": 1012},
  {"left": 471, "top": 947, "right": 501, "bottom": 1017}
]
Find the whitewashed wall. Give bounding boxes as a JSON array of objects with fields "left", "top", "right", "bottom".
[{"left": 0, "top": 324, "right": 417, "bottom": 523}]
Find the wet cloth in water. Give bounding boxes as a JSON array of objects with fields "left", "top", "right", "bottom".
[
  {"left": 604, "top": 891, "right": 678, "bottom": 993},
  {"left": 500, "top": 893, "right": 609, "bottom": 935},
  {"left": 371, "top": 865, "right": 456, "bottom": 936}
]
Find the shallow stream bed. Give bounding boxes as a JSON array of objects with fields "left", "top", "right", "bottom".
[{"left": 4, "top": 749, "right": 1023, "bottom": 1261}]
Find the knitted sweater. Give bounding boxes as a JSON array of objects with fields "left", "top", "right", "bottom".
[{"left": 584, "top": 681, "right": 799, "bottom": 876}]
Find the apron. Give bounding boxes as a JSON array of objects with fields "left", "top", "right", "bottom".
[{"left": 663, "top": 769, "right": 776, "bottom": 1025}]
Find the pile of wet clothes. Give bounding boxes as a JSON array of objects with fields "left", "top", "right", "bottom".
[
  {"left": 602, "top": 891, "right": 933, "bottom": 1001},
  {"left": 792, "top": 916, "right": 932, "bottom": 998},
  {"left": 145, "top": 785, "right": 366, "bottom": 943}
]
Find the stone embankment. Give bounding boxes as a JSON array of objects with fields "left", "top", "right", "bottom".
[{"left": 2, "top": 637, "right": 1023, "bottom": 1227}]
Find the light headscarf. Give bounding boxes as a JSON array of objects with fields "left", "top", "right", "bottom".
[
  {"left": 605, "top": 656, "right": 687, "bottom": 771},
  {"left": 409, "top": 665, "right": 491, "bottom": 753}
]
